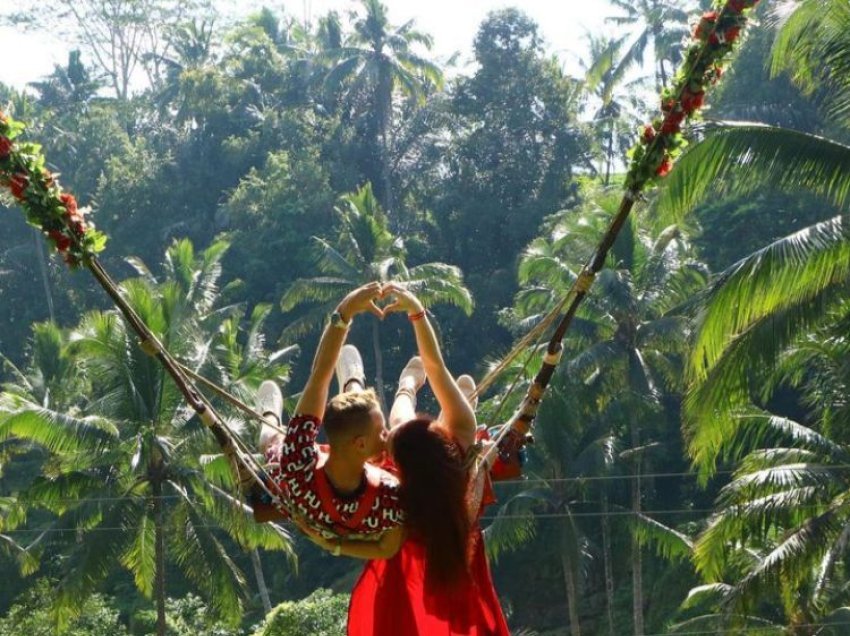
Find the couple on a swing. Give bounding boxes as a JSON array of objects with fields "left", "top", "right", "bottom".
[{"left": 257, "top": 281, "right": 510, "bottom": 635}]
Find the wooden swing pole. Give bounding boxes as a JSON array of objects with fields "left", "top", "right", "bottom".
[{"left": 487, "top": 0, "right": 764, "bottom": 457}]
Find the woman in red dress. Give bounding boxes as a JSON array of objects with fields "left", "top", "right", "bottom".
[{"left": 347, "top": 283, "right": 510, "bottom": 636}]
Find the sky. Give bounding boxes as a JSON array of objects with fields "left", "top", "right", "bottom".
[{"left": 0, "top": 0, "right": 622, "bottom": 91}]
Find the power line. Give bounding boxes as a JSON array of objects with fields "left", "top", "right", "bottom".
[
  {"left": 492, "top": 464, "right": 850, "bottom": 486},
  {"left": 641, "top": 621, "right": 850, "bottom": 636},
  {"left": 3, "top": 500, "right": 841, "bottom": 535},
  {"left": 10, "top": 463, "right": 849, "bottom": 507}
]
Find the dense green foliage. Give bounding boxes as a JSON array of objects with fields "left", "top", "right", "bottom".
[
  {"left": 251, "top": 588, "right": 348, "bottom": 636},
  {"left": 1, "top": 0, "right": 847, "bottom": 635}
]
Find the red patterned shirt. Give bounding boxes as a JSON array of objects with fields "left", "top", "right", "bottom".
[{"left": 265, "top": 414, "right": 404, "bottom": 540}]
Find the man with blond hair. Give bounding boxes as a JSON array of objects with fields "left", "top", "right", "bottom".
[{"left": 257, "top": 282, "right": 412, "bottom": 557}]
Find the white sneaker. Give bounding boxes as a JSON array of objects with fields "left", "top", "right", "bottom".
[
  {"left": 336, "top": 344, "right": 366, "bottom": 394},
  {"left": 397, "top": 356, "right": 426, "bottom": 395},
  {"left": 257, "top": 380, "right": 282, "bottom": 427},
  {"left": 457, "top": 374, "right": 478, "bottom": 410}
]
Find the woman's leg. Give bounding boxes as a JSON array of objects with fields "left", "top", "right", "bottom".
[{"left": 437, "top": 374, "right": 478, "bottom": 424}]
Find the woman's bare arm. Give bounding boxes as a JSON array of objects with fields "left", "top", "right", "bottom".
[{"left": 382, "top": 283, "right": 476, "bottom": 449}]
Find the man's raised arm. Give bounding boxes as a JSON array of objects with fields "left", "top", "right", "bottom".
[{"left": 294, "top": 282, "right": 384, "bottom": 419}]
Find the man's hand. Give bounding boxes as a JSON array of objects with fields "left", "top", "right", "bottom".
[
  {"left": 381, "top": 282, "right": 424, "bottom": 316},
  {"left": 338, "top": 282, "right": 384, "bottom": 322},
  {"left": 294, "top": 516, "right": 337, "bottom": 552}
]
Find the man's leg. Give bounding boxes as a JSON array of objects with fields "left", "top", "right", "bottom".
[
  {"left": 336, "top": 344, "right": 367, "bottom": 394},
  {"left": 257, "top": 380, "right": 284, "bottom": 454},
  {"left": 389, "top": 356, "right": 426, "bottom": 429}
]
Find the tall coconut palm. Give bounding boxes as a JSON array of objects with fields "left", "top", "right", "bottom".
[
  {"left": 146, "top": 19, "right": 217, "bottom": 120},
  {"left": 28, "top": 49, "right": 101, "bottom": 112},
  {"left": 198, "top": 301, "right": 299, "bottom": 616},
  {"left": 582, "top": 35, "right": 650, "bottom": 185},
  {"left": 605, "top": 0, "right": 693, "bottom": 91},
  {"left": 280, "top": 183, "right": 473, "bottom": 406},
  {"left": 0, "top": 240, "right": 293, "bottom": 634},
  {"left": 511, "top": 187, "right": 708, "bottom": 635},
  {"left": 485, "top": 364, "right": 611, "bottom": 636},
  {"left": 323, "top": 0, "right": 443, "bottom": 219}
]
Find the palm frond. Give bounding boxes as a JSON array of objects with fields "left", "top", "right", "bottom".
[
  {"left": 633, "top": 512, "right": 693, "bottom": 562},
  {"left": 0, "top": 404, "right": 119, "bottom": 455},
  {"left": 483, "top": 491, "right": 545, "bottom": 563},
  {"left": 168, "top": 502, "right": 247, "bottom": 625},
  {"left": 51, "top": 497, "right": 144, "bottom": 630},
  {"left": 685, "top": 218, "right": 850, "bottom": 473},
  {"left": 694, "top": 487, "right": 834, "bottom": 581},
  {"left": 679, "top": 583, "right": 734, "bottom": 611},
  {"left": 280, "top": 277, "right": 351, "bottom": 313},
  {"left": 655, "top": 124, "right": 850, "bottom": 226},
  {"left": 771, "top": 0, "right": 850, "bottom": 126},
  {"left": 120, "top": 511, "right": 156, "bottom": 597},
  {"left": 730, "top": 507, "right": 844, "bottom": 608},
  {"left": 310, "top": 237, "right": 362, "bottom": 280}
]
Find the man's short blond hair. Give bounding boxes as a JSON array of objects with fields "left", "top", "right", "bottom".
[{"left": 324, "top": 388, "right": 380, "bottom": 445}]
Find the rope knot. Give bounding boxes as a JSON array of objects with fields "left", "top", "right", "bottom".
[
  {"left": 139, "top": 339, "right": 161, "bottom": 357},
  {"left": 575, "top": 269, "right": 596, "bottom": 294}
]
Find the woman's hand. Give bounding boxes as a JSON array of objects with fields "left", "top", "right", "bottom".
[{"left": 382, "top": 283, "right": 424, "bottom": 317}]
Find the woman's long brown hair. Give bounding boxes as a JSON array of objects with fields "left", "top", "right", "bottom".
[{"left": 389, "top": 418, "right": 471, "bottom": 587}]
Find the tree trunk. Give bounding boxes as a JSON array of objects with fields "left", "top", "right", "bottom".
[
  {"left": 250, "top": 548, "right": 272, "bottom": 615},
  {"left": 380, "top": 127, "right": 395, "bottom": 226},
  {"left": 604, "top": 124, "right": 615, "bottom": 187},
  {"left": 654, "top": 28, "right": 669, "bottom": 90},
  {"left": 560, "top": 521, "right": 582, "bottom": 636},
  {"left": 602, "top": 493, "right": 616, "bottom": 636},
  {"left": 152, "top": 478, "right": 167, "bottom": 636},
  {"left": 630, "top": 415, "right": 644, "bottom": 636},
  {"left": 371, "top": 318, "right": 386, "bottom": 409},
  {"left": 376, "top": 67, "right": 396, "bottom": 226}
]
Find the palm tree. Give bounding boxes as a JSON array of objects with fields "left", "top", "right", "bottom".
[
  {"left": 0, "top": 240, "right": 293, "bottom": 634},
  {"left": 511, "top": 186, "right": 708, "bottom": 635},
  {"left": 199, "top": 301, "right": 299, "bottom": 615},
  {"left": 147, "top": 19, "right": 217, "bottom": 120},
  {"left": 0, "top": 325, "right": 75, "bottom": 579},
  {"left": 582, "top": 35, "right": 650, "bottom": 185},
  {"left": 605, "top": 0, "right": 693, "bottom": 91},
  {"left": 28, "top": 49, "right": 101, "bottom": 112},
  {"left": 646, "top": 5, "right": 850, "bottom": 624},
  {"left": 485, "top": 365, "right": 610, "bottom": 636},
  {"left": 280, "top": 183, "right": 473, "bottom": 406},
  {"left": 225, "top": 7, "right": 324, "bottom": 109},
  {"left": 323, "top": 0, "right": 443, "bottom": 218},
  {"left": 687, "top": 306, "right": 850, "bottom": 632}
]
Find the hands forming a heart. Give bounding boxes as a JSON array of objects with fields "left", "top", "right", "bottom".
[{"left": 338, "top": 282, "right": 425, "bottom": 322}]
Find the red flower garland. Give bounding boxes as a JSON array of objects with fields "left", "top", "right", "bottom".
[
  {"left": 625, "top": 0, "right": 762, "bottom": 191},
  {"left": 0, "top": 108, "right": 106, "bottom": 267}
]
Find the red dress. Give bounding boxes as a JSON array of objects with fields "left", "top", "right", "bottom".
[{"left": 347, "top": 446, "right": 510, "bottom": 636}]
